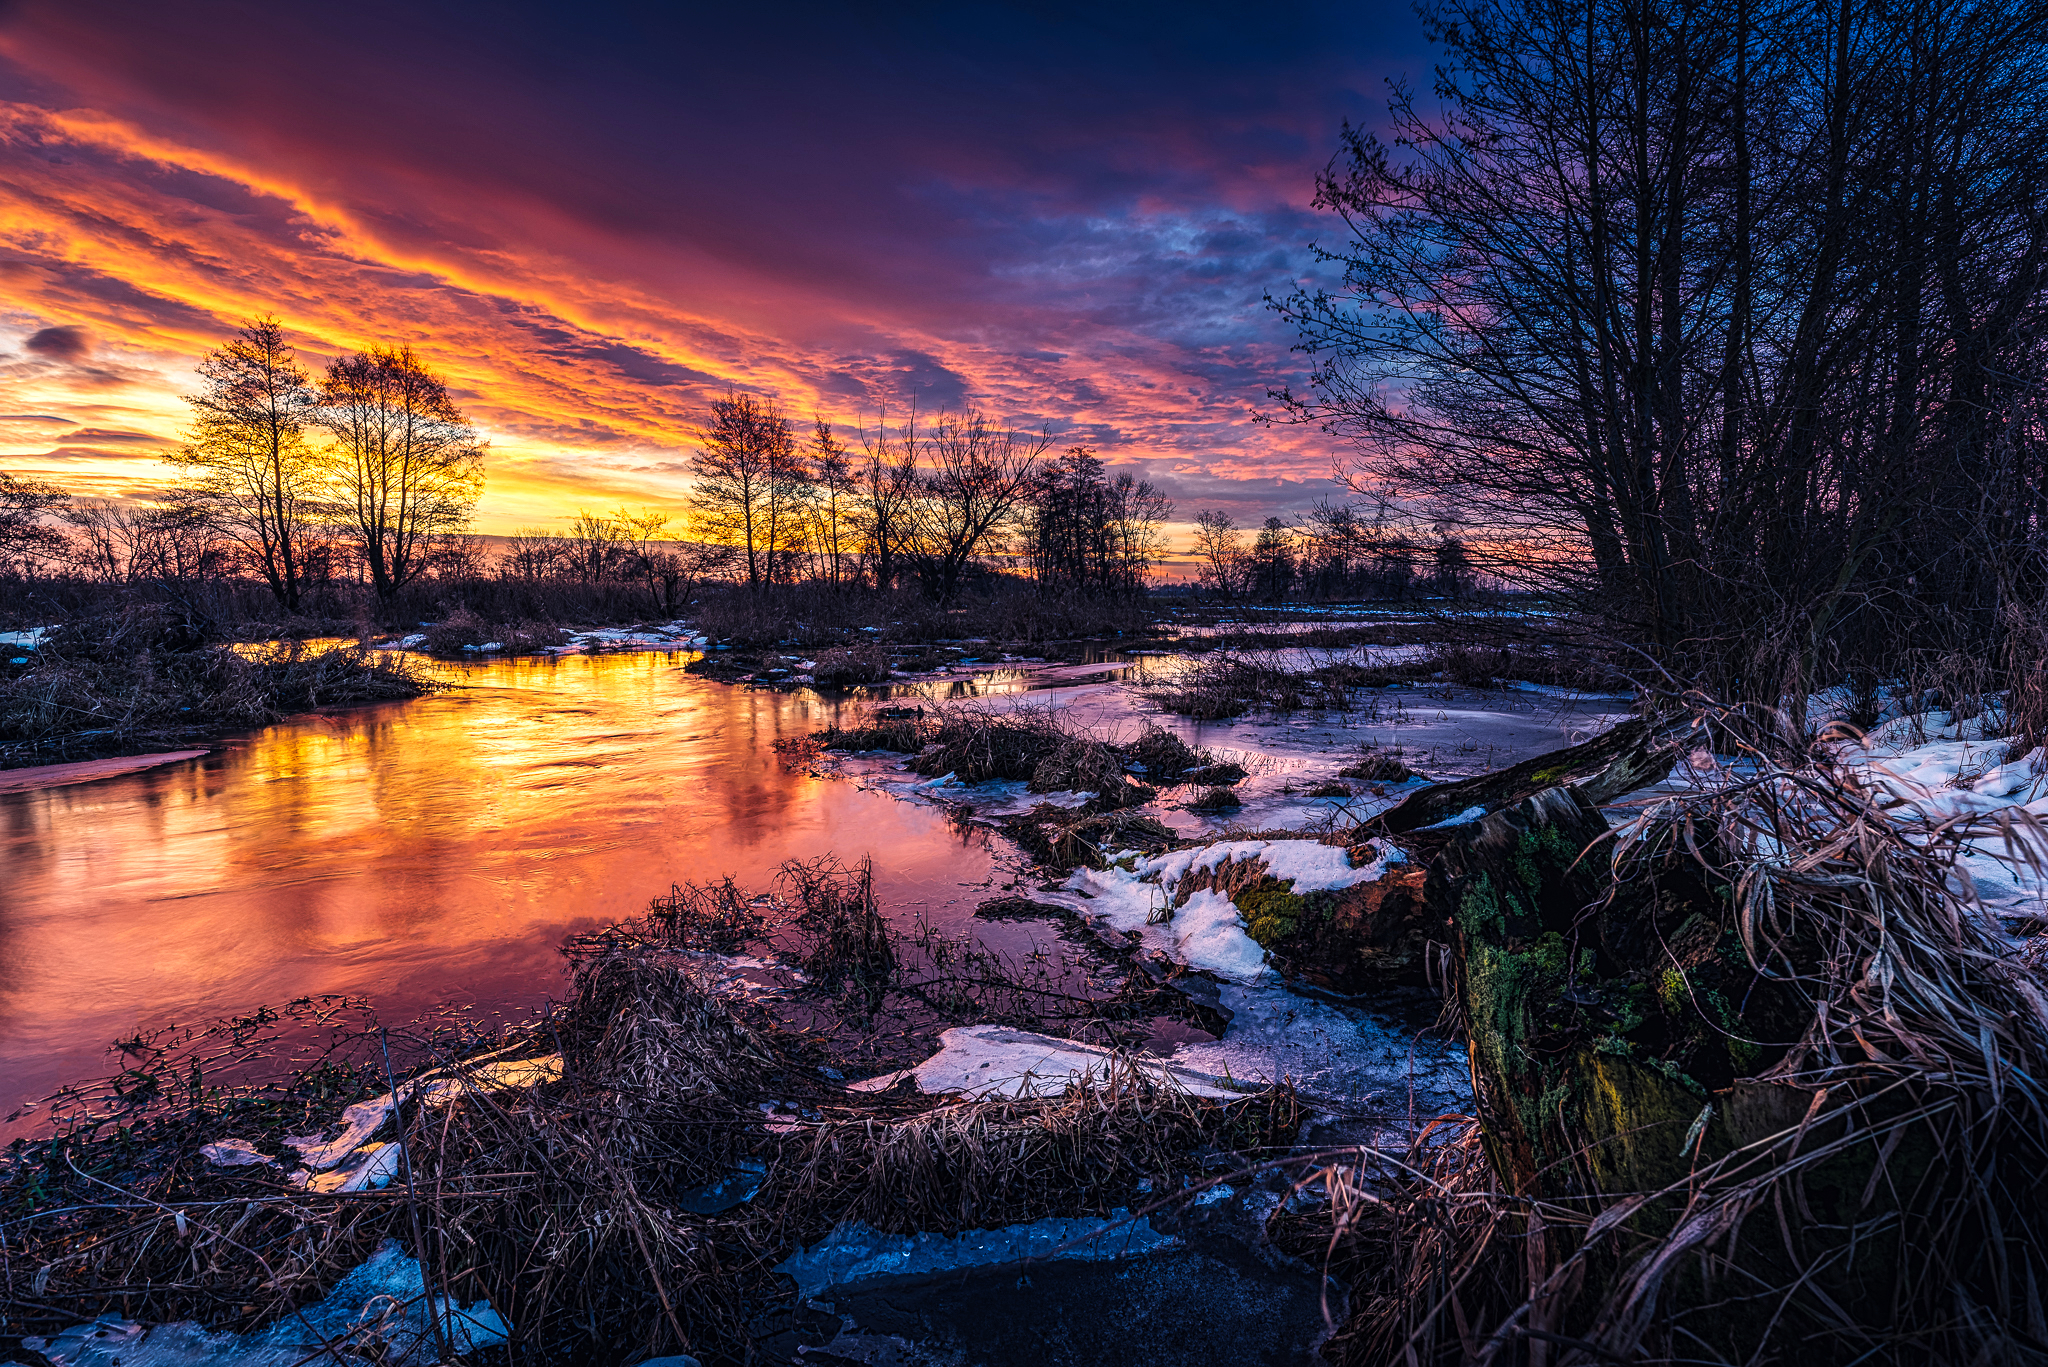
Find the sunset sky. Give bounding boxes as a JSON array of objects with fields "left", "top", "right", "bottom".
[{"left": 0, "top": 0, "right": 1425, "bottom": 554}]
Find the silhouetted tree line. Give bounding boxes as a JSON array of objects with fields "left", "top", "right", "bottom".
[
  {"left": 684, "top": 393, "right": 1172, "bottom": 604},
  {"left": 1189, "top": 504, "right": 1477, "bottom": 604},
  {"left": 0, "top": 317, "right": 487, "bottom": 623},
  {"left": 1273, "top": 0, "right": 2048, "bottom": 717}
]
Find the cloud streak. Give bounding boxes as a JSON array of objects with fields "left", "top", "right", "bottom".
[{"left": 0, "top": 0, "right": 1421, "bottom": 533}]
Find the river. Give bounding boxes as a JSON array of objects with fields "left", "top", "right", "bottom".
[{"left": 0, "top": 650, "right": 1001, "bottom": 1114}]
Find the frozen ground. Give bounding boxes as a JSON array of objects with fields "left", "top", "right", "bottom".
[
  {"left": 813, "top": 654, "right": 1618, "bottom": 1129},
  {"left": 844, "top": 658, "right": 1633, "bottom": 837}
]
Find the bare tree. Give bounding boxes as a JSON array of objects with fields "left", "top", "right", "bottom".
[
  {"left": 131, "top": 492, "right": 235, "bottom": 584},
  {"left": 854, "top": 415, "right": 923, "bottom": 591},
  {"left": 688, "top": 392, "right": 802, "bottom": 588},
  {"left": 1271, "top": 0, "right": 2048, "bottom": 704},
  {"left": 60, "top": 500, "right": 137, "bottom": 583},
  {"left": 1250, "top": 517, "right": 1295, "bottom": 605},
  {"left": 565, "top": 510, "right": 629, "bottom": 583},
  {"left": 642, "top": 539, "right": 737, "bottom": 615},
  {"left": 1023, "top": 447, "right": 1172, "bottom": 594},
  {"left": 172, "top": 317, "right": 326, "bottom": 612},
  {"left": 1192, "top": 509, "right": 1245, "bottom": 598},
  {"left": 0, "top": 470, "right": 69, "bottom": 580},
  {"left": 911, "top": 410, "right": 1049, "bottom": 603},
  {"left": 320, "top": 345, "right": 485, "bottom": 609},
  {"left": 801, "top": 419, "right": 859, "bottom": 586},
  {"left": 502, "top": 527, "right": 571, "bottom": 580}
]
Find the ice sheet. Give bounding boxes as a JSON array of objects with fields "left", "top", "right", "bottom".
[
  {"left": 775, "top": 1212, "right": 1177, "bottom": 1297},
  {"left": 24, "top": 1240, "right": 508, "bottom": 1367},
  {"left": 847, "top": 1024, "right": 1247, "bottom": 1099}
]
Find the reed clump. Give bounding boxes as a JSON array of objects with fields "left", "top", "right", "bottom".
[
  {"left": 807, "top": 644, "right": 893, "bottom": 687},
  {"left": 780, "top": 856, "right": 897, "bottom": 1003},
  {"left": 644, "top": 875, "right": 767, "bottom": 952},
  {"left": 0, "top": 604, "right": 438, "bottom": 767},
  {"left": 1338, "top": 743, "right": 1416, "bottom": 783},
  {"left": 1296, "top": 712, "right": 2048, "bottom": 1365},
  {"left": 418, "top": 609, "right": 569, "bottom": 657},
  {"left": 905, "top": 702, "right": 1069, "bottom": 782},
  {"left": 1121, "top": 723, "right": 1205, "bottom": 781}
]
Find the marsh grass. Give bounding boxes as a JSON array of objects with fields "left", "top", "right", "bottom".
[
  {"left": 0, "top": 895, "right": 1297, "bottom": 1367},
  {"left": 0, "top": 605, "right": 438, "bottom": 767}
]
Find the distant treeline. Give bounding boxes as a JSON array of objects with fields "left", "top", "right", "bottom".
[
  {"left": 2, "top": 318, "right": 485, "bottom": 620},
  {"left": 1189, "top": 504, "right": 1478, "bottom": 604},
  {"left": 0, "top": 317, "right": 1480, "bottom": 631}
]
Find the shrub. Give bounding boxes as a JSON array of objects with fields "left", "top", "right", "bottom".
[
  {"left": 1121, "top": 724, "right": 1205, "bottom": 780},
  {"left": 810, "top": 644, "right": 893, "bottom": 687}
]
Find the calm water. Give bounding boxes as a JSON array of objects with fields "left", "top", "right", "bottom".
[{"left": 0, "top": 652, "right": 999, "bottom": 1112}]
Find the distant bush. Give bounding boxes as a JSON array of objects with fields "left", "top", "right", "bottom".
[{"left": 809, "top": 644, "right": 893, "bottom": 687}]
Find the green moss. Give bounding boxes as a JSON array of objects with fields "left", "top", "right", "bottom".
[
  {"left": 1644, "top": 1054, "right": 1707, "bottom": 1095},
  {"left": 1236, "top": 875, "right": 1333, "bottom": 948},
  {"left": 1658, "top": 966, "right": 1689, "bottom": 1014},
  {"left": 1456, "top": 871, "right": 1508, "bottom": 938}
]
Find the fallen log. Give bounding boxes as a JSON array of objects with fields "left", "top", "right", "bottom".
[{"left": 1367, "top": 715, "right": 1679, "bottom": 836}]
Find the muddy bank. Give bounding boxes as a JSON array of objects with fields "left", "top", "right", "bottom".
[{"left": 0, "top": 607, "right": 437, "bottom": 770}]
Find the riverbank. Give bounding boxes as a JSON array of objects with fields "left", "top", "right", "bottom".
[
  {"left": 0, "top": 852, "right": 1332, "bottom": 1367},
  {"left": 0, "top": 606, "right": 438, "bottom": 770},
  {"left": 10, "top": 608, "right": 2042, "bottom": 1363}
]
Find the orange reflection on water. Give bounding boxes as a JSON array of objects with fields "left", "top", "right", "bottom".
[{"left": 0, "top": 653, "right": 993, "bottom": 1110}]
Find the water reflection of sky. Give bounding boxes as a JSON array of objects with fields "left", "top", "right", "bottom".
[{"left": 0, "top": 652, "right": 997, "bottom": 1112}]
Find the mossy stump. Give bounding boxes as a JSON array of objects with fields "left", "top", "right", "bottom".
[{"left": 1435, "top": 788, "right": 1932, "bottom": 1361}]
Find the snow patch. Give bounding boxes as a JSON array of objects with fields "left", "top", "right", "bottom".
[{"left": 847, "top": 1024, "right": 1248, "bottom": 1099}]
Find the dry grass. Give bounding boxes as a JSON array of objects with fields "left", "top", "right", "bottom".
[
  {"left": 1338, "top": 742, "right": 1418, "bottom": 782},
  {"left": 1122, "top": 724, "right": 1205, "bottom": 781},
  {"left": 419, "top": 609, "right": 569, "bottom": 657},
  {"left": 0, "top": 604, "right": 437, "bottom": 767},
  {"left": 643, "top": 875, "right": 767, "bottom": 952},
  {"left": 905, "top": 701, "right": 1070, "bottom": 782},
  {"left": 808, "top": 644, "right": 893, "bottom": 687},
  {"left": 780, "top": 856, "right": 897, "bottom": 1008},
  {"left": 1298, "top": 705, "right": 2048, "bottom": 1365},
  {"left": 0, "top": 915, "right": 1296, "bottom": 1367}
]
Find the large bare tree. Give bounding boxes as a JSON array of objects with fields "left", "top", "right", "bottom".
[
  {"left": 172, "top": 317, "right": 325, "bottom": 611},
  {"left": 1273, "top": 0, "right": 2048, "bottom": 706},
  {"left": 687, "top": 392, "right": 805, "bottom": 587},
  {"left": 911, "top": 410, "right": 1049, "bottom": 603},
  {"left": 319, "top": 345, "right": 485, "bottom": 609}
]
